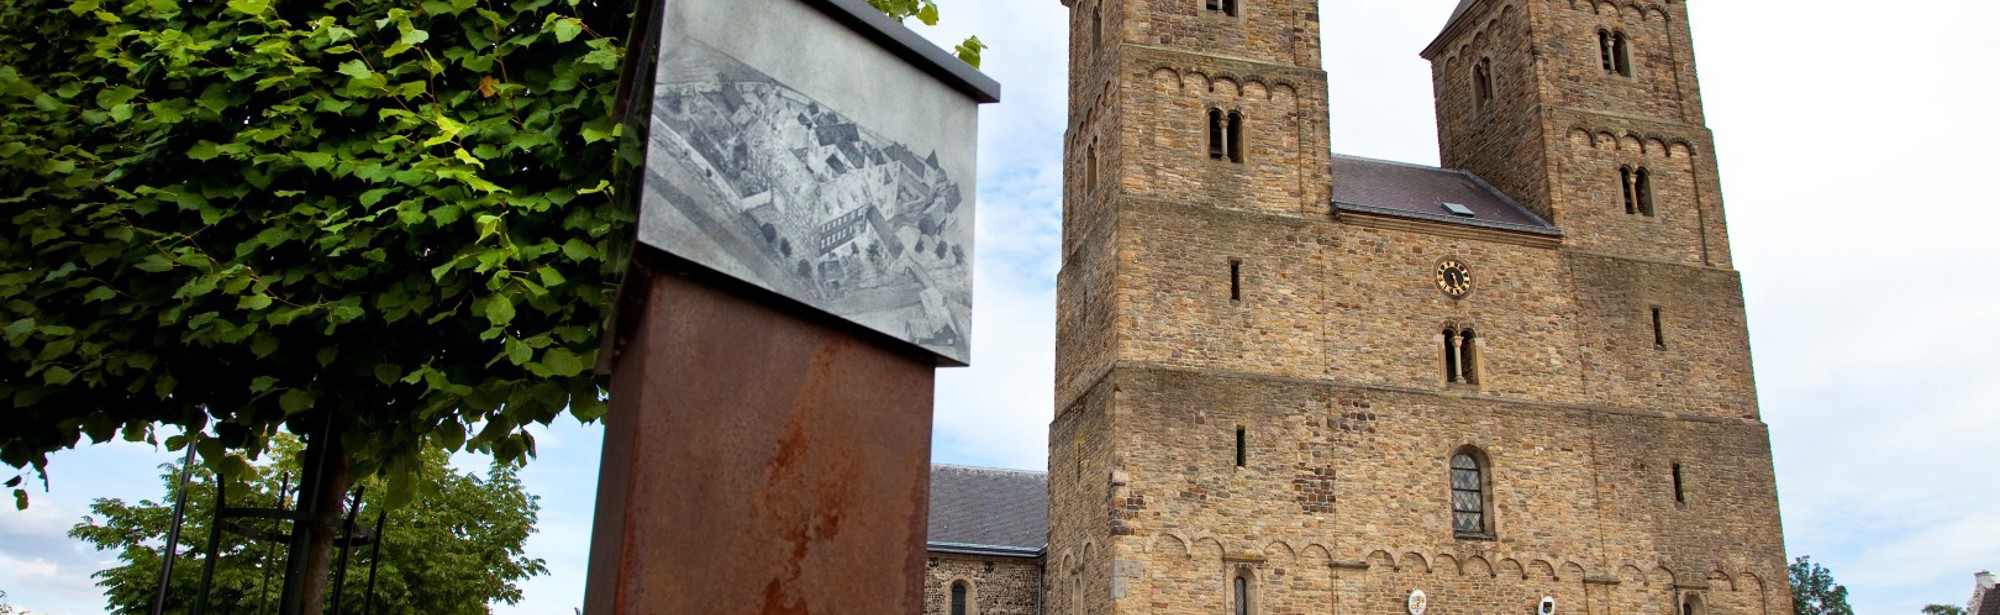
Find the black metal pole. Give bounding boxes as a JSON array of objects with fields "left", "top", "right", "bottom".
[
  {"left": 149, "top": 446, "right": 199, "bottom": 615},
  {"left": 360, "top": 510, "right": 386, "bottom": 615},
  {"left": 258, "top": 473, "right": 292, "bottom": 615},
  {"left": 327, "top": 488, "right": 363, "bottom": 615},
  {"left": 192, "top": 477, "right": 227, "bottom": 615}
]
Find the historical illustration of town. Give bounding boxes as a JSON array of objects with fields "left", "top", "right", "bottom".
[{"left": 638, "top": 39, "right": 973, "bottom": 363}]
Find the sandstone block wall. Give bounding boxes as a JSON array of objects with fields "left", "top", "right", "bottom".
[{"left": 1034, "top": 0, "right": 1791, "bottom": 614}]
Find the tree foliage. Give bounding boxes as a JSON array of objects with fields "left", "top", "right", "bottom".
[
  {"left": 0, "top": 0, "right": 636, "bottom": 502},
  {"left": 69, "top": 442, "right": 545, "bottom": 615},
  {"left": 1790, "top": 557, "right": 1855, "bottom": 615},
  {"left": 867, "top": 0, "right": 985, "bottom": 68},
  {"left": 1924, "top": 605, "right": 1968, "bottom": 615}
]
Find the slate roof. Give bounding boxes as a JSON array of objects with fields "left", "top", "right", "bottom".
[
  {"left": 1977, "top": 583, "right": 2000, "bottom": 615},
  {"left": 927, "top": 465, "right": 1048, "bottom": 557},
  {"left": 1331, "top": 154, "right": 1559, "bottom": 236},
  {"left": 1446, "top": 0, "right": 1480, "bottom": 26}
]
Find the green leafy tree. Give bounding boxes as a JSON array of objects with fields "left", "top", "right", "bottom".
[
  {"left": 0, "top": 0, "right": 976, "bottom": 611},
  {"left": 70, "top": 442, "right": 545, "bottom": 615},
  {"left": 1790, "top": 557, "right": 1855, "bottom": 615},
  {"left": 1924, "top": 605, "right": 1968, "bottom": 615}
]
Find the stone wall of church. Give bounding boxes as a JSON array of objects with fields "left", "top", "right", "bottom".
[
  {"left": 1431, "top": 0, "right": 1735, "bottom": 268},
  {"left": 924, "top": 553, "right": 1045, "bottom": 615},
  {"left": 1078, "top": 366, "right": 1787, "bottom": 615}
]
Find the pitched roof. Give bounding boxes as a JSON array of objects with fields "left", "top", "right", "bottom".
[
  {"left": 1422, "top": 0, "right": 1486, "bottom": 58},
  {"left": 1331, "top": 154, "right": 1558, "bottom": 236},
  {"left": 927, "top": 465, "right": 1047, "bottom": 557},
  {"left": 1978, "top": 583, "right": 2000, "bottom": 615}
]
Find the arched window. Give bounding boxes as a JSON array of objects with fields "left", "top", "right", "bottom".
[
  {"left": 1226, "top": 111, "right": 1244, "bottom": 163},
  {"left": 1451, "top": 450, "right": 1489, "bottom": 536},
  {"left": 1473, "top": 58, "right": 1493, "bottom": 112},
  {"left": 1233, "top": 573, "right": 1252, "bottom": 615},
  {"left": 1599, "top": 29, "right": 1632, "bottom": 76},
  {"left": 1085, "top": 140, "right": 1098, "bottom": 195},
  {"left": 1209, "top": 109, "right": 1225, "bottom": 160},
  {"left": 1458, "top": 329, "right": 1479, "bottom": 385},
  {"left": 1619, "top": 165, "right": 1637, "bottom": 214},
  {"left": 951, "top": 581, "right": 970, "bottom": 615},
  {"left": 1092, "top": 0, "right": 1103, "bottom": 50},
  {"left": 1682, "top": 592, "right": 1704, "bottom": 615},
  {"left": 1634, "top": 167, "right": 1654, "bottom": 216}
]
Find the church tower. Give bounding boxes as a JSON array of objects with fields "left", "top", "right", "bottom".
[{"left": 1043, "top": 0, "right": 1791, "bottom": 614}]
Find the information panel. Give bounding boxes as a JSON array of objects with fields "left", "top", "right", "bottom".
[{"left": 629, "top": 0, "right": 997, "bottom": 365}]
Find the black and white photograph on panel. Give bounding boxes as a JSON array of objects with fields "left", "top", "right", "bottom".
[{"left": 634, "top": 0, "right": 980, "bottom": 364}]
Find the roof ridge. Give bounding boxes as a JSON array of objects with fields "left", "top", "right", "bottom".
[
  {"left": 932, "top": 463, "right": 1047, "bottom": 476},
  {"left": 1330, "top": 152, "right": 1452, "bottom": 173}
]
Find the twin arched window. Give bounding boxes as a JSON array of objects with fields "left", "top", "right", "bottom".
[
  {"left": 1599, "top": 29, "right": 1632, "bottom": 76},
  {"left": 1208, "top": 109, "right": 1243, "bottom": 163},
  {"left": 1620, "top": 165, "right": 1654, "bottom": 216},
  {"left": 1450, "top": 449, "right": 1490, "bottom": 536},
  {"left": 1443, "top": 327, "right": 1478, "bottom": 385}
]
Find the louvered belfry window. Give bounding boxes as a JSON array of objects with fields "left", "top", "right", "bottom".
[{"left": 1451, "top": 453, "right": 1485, "bottom": 534}]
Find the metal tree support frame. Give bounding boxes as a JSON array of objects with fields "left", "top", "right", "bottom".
[{"left": 152, "top": 476, "right": 389, "bottom": 615}]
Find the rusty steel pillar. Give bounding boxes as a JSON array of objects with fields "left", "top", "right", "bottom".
[{"left": 583, "top": 252, "right": 935, "bottom": 614}]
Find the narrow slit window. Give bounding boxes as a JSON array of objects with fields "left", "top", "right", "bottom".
[
  {"left": 1672, "top": 463, "right": 1686, "bottom": 503},
  {"left": 1229, "top": 260, "right": 1241, "bottom": 301},
  {"left": 1234, "top": 575, "right": 1250, "bottom": 615},
  {"left": 1222, "top": 0, "right": 1238, "bottom": 17},
  {"left": 1444, "top": 329, "right": 1461, "bottom": 384},
  {"left": 1208, "top": 109, "right": 1225, "bottom": 160},
  {"left": 1652, "top": 307, "right": 1666, "bottom": 350},
  {"left": 1226, "top": 111, "right": 1244, "bottom": 163},
  {"left": 1635, "top": 167, "right": 1654, "bottom": 216},
  {"left": 951, "top": 581, "right": 969, "bottom": 615},
  {"left": 1085, "top": 141, "right": 1098, "bottom": 195},
  {"left": 1473, "top": 59, "right": 1493, "bottom": 112},
  {"left": 1092, "top": 1, "right": 1103, "bottom": 50},
  {"left": 1235, "top": 427, "right": 1247, "bottom": 467}
]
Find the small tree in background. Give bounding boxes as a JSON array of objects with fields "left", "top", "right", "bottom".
[
  {"left": 1924, "top": 605, "right": 1968, "bottom": 615},
  {"left": 69, "top": 440, "right": 545, "bottom": 615},
  {"left": 1790, "top": 556, "right": 1855, "bottom": 615}
]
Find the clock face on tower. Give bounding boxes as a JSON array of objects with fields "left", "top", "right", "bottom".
[{"left": 1435, "top": 259, "right": 1473, "bottom": 299}]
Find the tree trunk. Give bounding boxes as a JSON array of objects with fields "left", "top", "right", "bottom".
[{"left": 277, "top": 419, "right": 350, "bottom": 615}]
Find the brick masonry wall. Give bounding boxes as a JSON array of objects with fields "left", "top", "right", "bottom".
[{"left": 925, "top": 553, "right": 1046, "bottom": 615}]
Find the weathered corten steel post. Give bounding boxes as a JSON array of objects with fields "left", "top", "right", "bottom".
[{"left": 584, "top": 0, "right": 998, "bottom": 612}]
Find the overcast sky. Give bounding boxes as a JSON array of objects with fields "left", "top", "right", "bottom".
[{"left": 5, "top": 1, "right": 1997, "bottom": 614}]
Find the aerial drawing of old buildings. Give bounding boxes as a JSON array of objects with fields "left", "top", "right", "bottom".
[{"left": 639, "top": 40, "right": 972, "bottom": 362}]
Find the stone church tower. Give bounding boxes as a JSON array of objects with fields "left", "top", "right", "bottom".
[{"left": 921, "top": 1, "right": 1790, "bottom": 614}]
